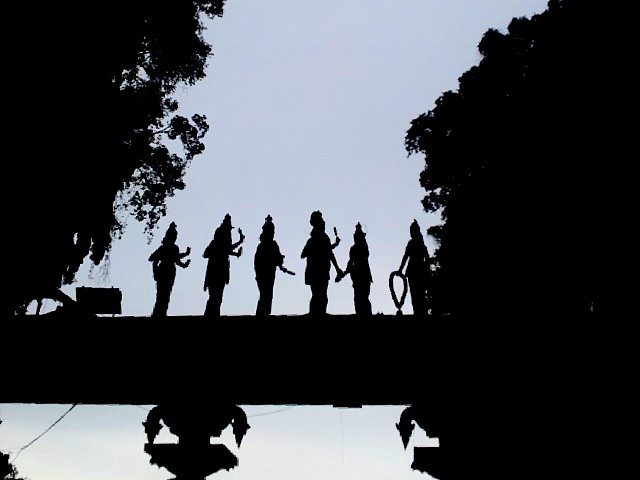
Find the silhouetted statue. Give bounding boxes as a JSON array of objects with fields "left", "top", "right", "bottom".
[
  {"left": 149, "top": 222, "right": 191, "bottom": 317},
  {"left": 301, "top": 211, "right": 342, "bottom": 317},
  {"left": 398, "top": 220, "right": 431, "bottom": 317},
  {"left": 336, "top": 223, "right": 373, "bottom": 316},
  {"left": 143, "top": 403, "right": 250, "bottom": 480},
  {"left": 254, "top": 215, "right": 295, "bottom": 316},
  {"left": 396, "top": 404, "right": 443, "bottom": 478},
  {"left": 203, "top": 214, "right": 244, "bottom": 318}
]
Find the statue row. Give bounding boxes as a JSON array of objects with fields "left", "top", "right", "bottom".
[{"left": 149, "top": 211, "right": 431, "bottom": 317}]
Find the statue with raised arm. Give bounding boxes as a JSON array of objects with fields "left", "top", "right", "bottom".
[
  {"left": 149, "top": 222, "right": 190, "bottom": 317},
  {"left": 203, "top": 214, "right": 244, "bottom": 318},
  {"left": 301, "top": 211, "right": 342, "bottom": 317}
]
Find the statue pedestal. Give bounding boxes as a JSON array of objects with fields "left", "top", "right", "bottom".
[
  {"left": 145, "top": 443, "right": 238, "bottom": 480},
  {"left": 412, "top": 446, "right": 442, "bottom": 479}
]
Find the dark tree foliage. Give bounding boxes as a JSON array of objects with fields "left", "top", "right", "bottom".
[
  {"left": 1, "top": 453, "right": 27, "bottom": 480},
  {"left": 5, "top": 2, "right": 225, "bottom": 315},
  {"left": 1, "top": 418, "right": 25, "bottom": 480},
  {"left": 406, "top": 1, "right": 617, "bottom": 317}
]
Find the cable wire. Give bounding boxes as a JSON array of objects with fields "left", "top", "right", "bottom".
[
  {"left": 340, "top": 410, "right": 344, "bottom": 469},
  {"left": 247, "top": 406, "right": 296, "bottom": 418},
  {"left": 11, "top": 404, "right": 77, "bottom": 461}
]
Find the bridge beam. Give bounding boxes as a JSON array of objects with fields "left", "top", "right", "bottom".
[{"left": 2, "top": 315, "right": 446, "bottom": 405}]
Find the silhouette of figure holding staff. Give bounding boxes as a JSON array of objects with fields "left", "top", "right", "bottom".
[
  {"left": 254, "top": 215, "right": 295, "bottom": 316},
  {"left": 301, "top": 211, "right": 342, "bottom": 317},
  {"left": 203, "top": 214, "right": 244, "bottom": 318},
  {"left": 336, "top": 223, "right": 373, "bottom": 316},
  {"left": 398, "top": 220, "right": 431, "bottom": 317},
  {"left": 149, "top": 222, "right": 191, "bottom": 317}
]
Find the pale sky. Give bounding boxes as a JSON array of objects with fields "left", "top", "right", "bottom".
[
  {"left": 7, "top": 1, "right": 549, "bottom": 479},
  {"left": 1, "top": 405, "right": 439, "bottom": 480},
  {"left": 27, "top": 0, "right": 547, "bottom": 318}
]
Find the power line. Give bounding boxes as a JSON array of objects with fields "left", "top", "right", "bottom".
[
  {"left": 247, "top": 406, "right": 296, "bottom": 418},
  {"left": 339, "top": 410, "right": 344, "bottom": 469},
  {"left": 11, "top": 404, "right": 77, "bottom": 461}
]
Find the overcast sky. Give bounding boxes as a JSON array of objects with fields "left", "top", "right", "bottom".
[
  {"left": 28, "top": 0, "right": 547, "bottom": 318},
  {"left": 7, "top": 1, "right": 549, "bottom": 479}
]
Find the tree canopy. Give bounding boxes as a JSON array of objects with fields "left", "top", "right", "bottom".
[
  {"left": 1, "top": 453, "right": 27, "bottom": 480},
  {"left": 6, "top": 2, "right": 226, "bottom": 315},
  {"left": 406, "top": 0, "right": 616, "bottom": 317}
]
